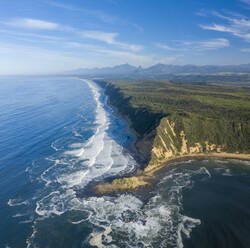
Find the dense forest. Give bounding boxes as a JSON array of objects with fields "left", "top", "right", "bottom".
[{"left": 95, "top": 79, "right": 250, "bottom": 165}]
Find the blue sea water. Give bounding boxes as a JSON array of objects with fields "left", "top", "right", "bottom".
[
  {"left": 1, "top": 76, "right": 250, "bottom": 248},
  {"left": 0, "top": 77, "right": 135, "bottom": 247}
]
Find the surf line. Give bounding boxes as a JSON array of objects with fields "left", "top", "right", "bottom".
[{"left": 66, "top": 78, "right": 135, "bottom": 189}]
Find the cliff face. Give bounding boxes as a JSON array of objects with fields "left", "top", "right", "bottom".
[
  {"left": 145, "top": 117, "right": 222, "bottom": 172},
  {"left": 133, "top": 114, "right": 249, "bottom": 172}
]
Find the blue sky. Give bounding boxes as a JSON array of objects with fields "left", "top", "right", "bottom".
[{"left": 1, "top": 0, "right": 250, "bottom": 74}]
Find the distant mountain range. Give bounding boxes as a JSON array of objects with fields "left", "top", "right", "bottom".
[{"left": 65, "top": 63, "right": 250, "bottom": 77}]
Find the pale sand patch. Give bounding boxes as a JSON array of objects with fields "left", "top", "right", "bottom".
[{"left": 89, "top": 225, "right": 116, "bottom": 248}]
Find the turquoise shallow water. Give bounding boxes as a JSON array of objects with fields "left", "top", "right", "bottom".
[{"left": 0, "top": 76, "right": 250, "bottom": 248}]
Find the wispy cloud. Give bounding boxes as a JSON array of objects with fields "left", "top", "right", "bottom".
[
  {"left": 200, "top": 12, "right": 250, "bottom": 42},
  {"left": 0, "top": 29, "right": 64, "bottom": 41},
  {"left": 59, "top": 41, "right": 177, "bottom": 66},
  {"left": 240, "top": 0, "right": 250, "bottom": 5},
  {"left": 44, "top": 1, "right": 143, "bottom": 31},
  {"left": 157, "top": 38, "right": 229, "bottom": 52},
  {"left": 45, "top": 1, "right": 81, "bottom": 11},
  {"left": 196, "top": 9, "right": 208, "bottom": 17},
  {"left": 82, "top": 31, "right": 118, "bottom": 44},
  {"left": 62, "top": 41, "right": 150, "bottom": 65},
  {"left": 95, "top": 48, "right": 151, "bottom": 63},
  {"left": 156, "top": 43, "right": 180, "bottom": 51},
  {"left": 94, "top": 48, "right": 178, "bottom": 66},
  {"left": 1, "top": 18, "right": 59, "bottom": 30},
  {"left": 0, "top": 40, "right": 177, "bottom": 74},
  {"left": 0, "top": 17, "right": 142, "bottom": 52},
  {"left": 45, "top": 1, "right": 117, "bottom": 24},
  {"left": 199, "top": 38, "right": 230, "bottom": 49},
  {"left": 81, "top": 31, "right": 143, "bottom": 51},
  {"left": 0, "top": 42, "right": 95, "bottom": 74},
  {"left": 241, "top": 48, "right": 250, "bottom": 52}
]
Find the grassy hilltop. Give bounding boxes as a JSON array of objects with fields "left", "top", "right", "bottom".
[{"left": 93, "top": 79, "right": 250, "bottom": 193}]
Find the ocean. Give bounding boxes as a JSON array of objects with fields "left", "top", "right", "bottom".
[{"left": 1, "top": 76, "right": 250, "bottom": 248}]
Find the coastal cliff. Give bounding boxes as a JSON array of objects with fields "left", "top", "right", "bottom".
[{"left": 93, "top": 79, "right": 250, "bottom": 193}]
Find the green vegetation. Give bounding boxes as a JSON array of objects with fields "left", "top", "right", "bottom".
[
  {"left": 166, "top": 73, "right": 250, "bottom": 87},
  {"left": 96, "top": 79, "right": 250, "bottom": 159},
  {"left": 92, "top": 78, "right": 250, "bottom": 193}
]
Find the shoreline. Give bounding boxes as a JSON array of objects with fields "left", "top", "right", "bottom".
[
  {"left": 106, "top": 97, "right": 140, "bottom": 159},
  {"left": 93, "top": 79, "right": 146, "bottom": 167},
  {"left": 90, "top": 79, "right": 250, "bottom": 195},
  {"left": 93, "top": 152, "right": 250, "bottom": 194}
]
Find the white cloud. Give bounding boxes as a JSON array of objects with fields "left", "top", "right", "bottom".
[
  {"left": 94, "top": 48, "right": 178, "bottom": 66},
  {"left": 97, "top": 49, "right": 150, "bottom": 62},
  {"left": 0, "top": 42, "right": 94, "bottom": 74},
  {"left": 240, "top": 0, "right": 250, "bottom": 5},
  {"left": 64, "top": 42, "right": 83, "bottom": 48},
  {"left": 45, "top": 1, "right": 81, "bottom": 11},
  {"left": 0, "top": 29, "right": 64, "bottom": 41},
  {"left": 200, "top": 24, "right": 234, "bottom": 33},
  {"left": 200, "top": 12, "right": 250, "bottom": 42},
  {"left": 199, "top": 38, "right": 230, "bottom": 49},
  {"left": 46, "top": 1, "right": 117, "bottom": 24},
  {"left": 241, "top": 48, "right": 250, "bottom": 52},
  {"left": 2, "top": 18, "right": 59, "bottom": 30},
  {"left": 82, "top": 31, "right": 118, "bottom": 44},
  {"left": 116, "top": 43, "right": 142, "bottom": 52},
  {"left": 1, "top": 17, "right": 142, "bottom": 52},
  {"left": 44, "top": 1, "right": 143, "bottom": 31},
  {"left": 156, "top": 43, "right": 179, "bottom": 51},
  {"left": 62, "top": 41, "right": 151, "bottom": 65},
  {"left": 157, "top": 38, "right": 229, "bottom": 52},
  {"left": 81, "top": 30, "right": 143, "bottom": 51},
  {"left": 196, "top": 9, "right": 208, "bottom": 17}
]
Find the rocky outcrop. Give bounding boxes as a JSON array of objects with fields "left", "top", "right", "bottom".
[{"left": 93, "top": 175, "right": 150, "bottom": 194}]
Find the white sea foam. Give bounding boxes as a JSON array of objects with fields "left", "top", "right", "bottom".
[
  {"left": 35, "top": 191, "right": 66, "bottom": 217},
  {"left": 12, "top": 213, "right": 28, "bottom": 218},
  {"left": 19, "top": 218, "right": 33, "bottom": 224},
  {"left": 177, "top": 216, "right": 201, "bottom": 248},
  {"left": 199, "top": 167, "right": 211, "bottom": 178},
  {"left": 69, "top": 143, "right": 84, "bottom": 148},
  {"left": 222, "top": 169, "right": 233, "bottom": 176},
  {"left": 215, "top": 168, "right": 233, "bottom": 176},
  {"left": 77, "top": 165, "right": 209, "bottom": 248},
  {"left": 230, "top": 159, "right": 250, "bottom": 166},
  {"left": 51, "top": 141, "right": 59, "bottom": 151},
  {"left": 7, "top": 199, "right": 29, "bottom": 207},
  {"left": 57, "top": 80, "right": 135, "bottom": 189},
  {"left": 26, "top": 221, "right": 38, "bottom": 248},
  {"left": 73, "top": 130, "right": 82, "bottom": 137},
  {"left": 214, "top": 159, "right": 230, "bottom": 164}
]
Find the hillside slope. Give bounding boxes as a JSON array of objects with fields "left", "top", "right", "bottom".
[{"left": 93, "top": 79, "right": 250, "bottom": 193}]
